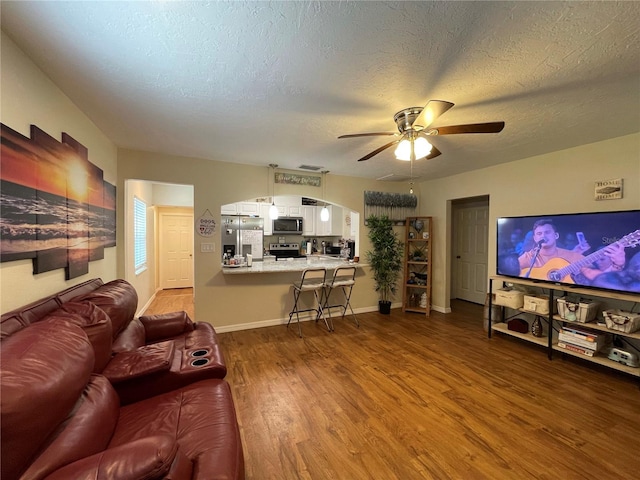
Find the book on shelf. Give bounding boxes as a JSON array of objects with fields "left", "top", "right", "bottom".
[
  {"left": 561, "top": 326, "right": 599, "bottom": 342},
  {"left": 557, "top": 332, "right": 604, "bottom": 351},
  {"left": 557, "top": 342, "right": 595, "bottom": 357}
]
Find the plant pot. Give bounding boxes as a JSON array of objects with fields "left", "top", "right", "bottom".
[{"left": 379, "top": 300, "right": 391, "bottom": 315}]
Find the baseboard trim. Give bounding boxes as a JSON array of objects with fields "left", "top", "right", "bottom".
[
  {"left": 137, "top": 288, "right": 162, "bottom": 317},
  {"left": 215, "top": 304, "right": 381, "bottom": 333},
  {"left": 432, "top": 305, "right": 451, "bottom": 314}
]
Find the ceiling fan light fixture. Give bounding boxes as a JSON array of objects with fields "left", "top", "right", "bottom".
[
  {"left": 414, "top": 136, "right": 433, "bottom": 158},
  {"left": 395, "top": 136, "right": 432, "bottom": 161},
  {"left": 394, "top": 139, "right": 412, "bottom": 161}
]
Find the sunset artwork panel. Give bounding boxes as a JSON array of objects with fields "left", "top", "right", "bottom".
[{"left": 0, "top": 123, "right": 116, "bottom": 279}]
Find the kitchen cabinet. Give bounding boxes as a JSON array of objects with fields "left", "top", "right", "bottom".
[
  {"left": 221, "top": 203, "right": 237, "bottom": 215},
  {"left": 260, "top": 204, "right": 273, "bottom": 235},
  {"left": 316, "top": 205, "right": 342, "bottom": 236},
  {"left": 302, "top": 206, "right": 316, "bottom": 236},
  {"left": 287, "top": 205, "right": 302, "bottom": 217},
  {"left": 239, "top": 202, "right": 259, "bottom": 215},
  {"left": 402, "top": 217, "right": 432, "bottom": 316}
]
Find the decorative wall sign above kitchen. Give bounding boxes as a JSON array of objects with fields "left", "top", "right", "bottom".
[
  {"left": 275, "top": 172, "right": 321, "bottom": 187},
  {"left": 0, "top": 123, "right": 116, "bottom": 279}
]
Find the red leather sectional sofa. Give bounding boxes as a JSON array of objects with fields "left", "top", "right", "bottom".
[{"left": 1, "top": 278, "right": 244, "bottom": 480}]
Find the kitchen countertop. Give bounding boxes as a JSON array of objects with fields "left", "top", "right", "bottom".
[{"left": 221, "top": 256, "right": 365, "bottom": 274}]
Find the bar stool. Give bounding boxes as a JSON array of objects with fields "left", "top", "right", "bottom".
[
  {"left": 287, "top": 267, "right": 331, "bottom": 337},
  {"left": 322, "top": 265, "right": 358, "bottom": 328}
]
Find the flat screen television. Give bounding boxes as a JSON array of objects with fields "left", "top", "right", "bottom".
[{"left": 496, "top": 210, "right": 640, "bottom": 295}]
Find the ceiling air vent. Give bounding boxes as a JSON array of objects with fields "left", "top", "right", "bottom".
[
  {"left": 298, "top": 164, "right": 323, "bottom": 171},
  {"left": 376, "top": 173, "right": 414, "bottom": 182}
]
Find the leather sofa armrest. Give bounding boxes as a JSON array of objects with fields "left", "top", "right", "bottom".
[
  {"left": 102, "top": 342, "right": 176, "bottom": 383},
  {"left": 42, "top": 436, "right": 193, "bottom": 480},
  {"left": 138, "top": 311, "right": 195, "bottom": 342}
]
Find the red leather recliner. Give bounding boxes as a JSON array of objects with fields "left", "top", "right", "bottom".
[
  {"left": 1, "top": 318, "right": 244, "bottom": 480},
  {"left": 1, "top": 278, "right": 227, "bottom": 404}
]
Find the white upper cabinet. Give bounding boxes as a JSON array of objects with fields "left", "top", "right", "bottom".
[
  {"left": 239, "top": 202, "right": 260, "bottom": 215},
  {"left": 221, "top": 203, "right": 237, "bottom": 214},
  {"left": 316, "top": 205, "right": 342, "bottom": 236},
  {"left": 302, "top": 206, "right": 316, "bottom": 236}
]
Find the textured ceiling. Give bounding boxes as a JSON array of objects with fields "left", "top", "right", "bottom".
[{"left": 2, "top": 1, "right": 639, "bottom": 181}]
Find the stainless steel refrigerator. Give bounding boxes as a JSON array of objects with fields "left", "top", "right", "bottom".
[{"left": 221, "top": 215, "right": 264, "bottom": 260}]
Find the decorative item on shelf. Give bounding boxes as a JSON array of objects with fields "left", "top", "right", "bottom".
[
  {"left": 412, "top": 247, "right": 426, "bottom": 262},
  {"left": 565, "top": 302, "right": 578, "bottom": 321},
  {"left": 507, "top": 318, "right": 529, "bottom": 334},
  {"left": 531, "top": 316, "right": 544, "bottom": 337},
  {"left": 420, "top": 292, "right": 427, "bottom": 308},
  {"left": 414, "top": 219, "right": 424, "bottom": 233}
]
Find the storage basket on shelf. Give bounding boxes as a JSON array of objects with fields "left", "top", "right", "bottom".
[
  {"left": 557, "top": 298, "right": 600, "bottom": 323},
  {"left": 523, "top": 295, "right": 554, "bottom": 315},
  {"left": 494, "top": 289, "right": 524, "bottom": 309},
  {"left": 602, "top": 310, "right": 640, "bottom": 334}
]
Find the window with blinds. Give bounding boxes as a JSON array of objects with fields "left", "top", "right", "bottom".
[{"left": 133, "top": 196, "right": 147, "bottom": 274}]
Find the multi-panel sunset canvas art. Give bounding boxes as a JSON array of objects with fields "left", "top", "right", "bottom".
[{"left": 0, "top": 123, "right": 115, "bottom": 279}]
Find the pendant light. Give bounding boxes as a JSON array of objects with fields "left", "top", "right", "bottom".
[
  {"left": 320, "top": 170, "right": 329, "bottom": 222},
  {"left": 268, "top": 164, "right": 279, "bottom": 220}
]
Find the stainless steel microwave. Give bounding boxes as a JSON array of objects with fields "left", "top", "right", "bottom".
[{"left": 273, "top": 217, "right": 303, "bottom": 235}]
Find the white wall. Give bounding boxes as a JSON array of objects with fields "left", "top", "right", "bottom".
[
  {"left": 153, "top": 183, "right": 194, "bottom": 207},
  {"left": 418, "top": 133, "right": 640, "bottom": 311},
  {"left": 0, "top": 31, "right": 118, "bottom": 313},
  {"left": 117, "top": 150, "right": 413, "bottom": 329},
  {"left": 124, "top": 180, "right": 155, "bottom": 314}
]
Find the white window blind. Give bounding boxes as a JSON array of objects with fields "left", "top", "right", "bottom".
[{"left": 133, "top": 197, "right": 147, "bottom": 274}]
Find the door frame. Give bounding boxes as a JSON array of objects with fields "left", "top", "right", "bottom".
[
  {"left": 449, "top": 195, "right": 490, "bottom": 307},
  {"left": 157, "top": 206, "right": 195, "bottom": 290}
]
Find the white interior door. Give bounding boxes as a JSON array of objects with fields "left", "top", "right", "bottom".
[
  {"left": 159, "top": 212, "right": 194, "bottom": 289},
  {"left": 453, "top": 201, "right": 489, "bottom": 304}
]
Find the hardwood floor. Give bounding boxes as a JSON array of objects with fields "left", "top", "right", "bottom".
[
  {"left": 143, "top": 287, "right": 194, "bottom": 318},
  {"left": 147, "top": 292, "right": 640, "bottom": 479}
]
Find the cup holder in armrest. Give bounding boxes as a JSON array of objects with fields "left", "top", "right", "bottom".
[
  {"left": 190, "top": 349, "right": 209, "bottom": 357},
  {"left": 190, "top": 358, "right": 210, "bottom": 367}
]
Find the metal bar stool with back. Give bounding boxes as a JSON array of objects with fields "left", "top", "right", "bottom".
[
  {"left": 287, "top": 267, "right": 331, "bottom": 337},
  {"left": 322, "top": 265, "right": 359, "bottom": 329}
]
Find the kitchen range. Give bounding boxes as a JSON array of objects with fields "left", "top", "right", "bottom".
[{"left": 268, "top": 243, "right": 305, "bottom": 259}]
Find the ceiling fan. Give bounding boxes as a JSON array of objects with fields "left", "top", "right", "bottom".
[{"left": 338, "top": 100, "right": 505, "bottom": 162}]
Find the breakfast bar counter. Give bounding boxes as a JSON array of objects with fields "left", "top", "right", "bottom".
[{"left": 221, "top": 256, "right": 364, "bottom": 274}]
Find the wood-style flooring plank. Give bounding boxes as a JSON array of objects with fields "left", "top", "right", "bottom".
[{"left": 146, "top": 293, "right": 640, "bottom": 479}]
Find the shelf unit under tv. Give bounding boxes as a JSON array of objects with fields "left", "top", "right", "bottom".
[{"left": 487, "top": 275, "right": 640, "bottom": 379}]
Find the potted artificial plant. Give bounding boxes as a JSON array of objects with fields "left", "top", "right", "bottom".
[{"left": 365, "top": 215, "right": 404, "bottom": 314}]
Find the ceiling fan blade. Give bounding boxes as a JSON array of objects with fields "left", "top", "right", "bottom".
[
  {"left": 338, "top": 132, "right": 397, "bottom": 139},
  {"left": 412, "top": 100, "right": 455, "bottom": 129},
  {"left": 431, "top": 121, "right": 505, "bottom": 135},
  {"left": 357, "top": 139, "right": 400, "bottom": 162},
  {"left": 425, "top": 145, "right": 441, "bottom": 160}
]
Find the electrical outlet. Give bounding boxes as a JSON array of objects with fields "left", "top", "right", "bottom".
[{"left": 201, "top": 243, "right": 215, "bottom": 253}]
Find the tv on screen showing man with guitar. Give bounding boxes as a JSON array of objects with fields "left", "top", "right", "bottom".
[{"left": 518, "top": 219, "right": 629, "bottom": 285}]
